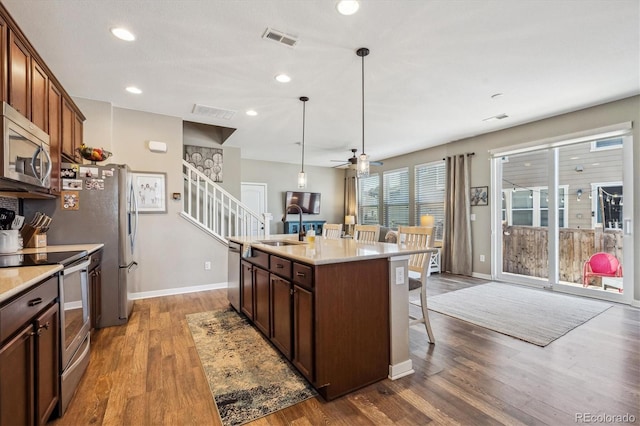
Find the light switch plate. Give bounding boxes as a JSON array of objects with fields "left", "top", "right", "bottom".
[{"left": 395, "top": 267, "right": 405, "bottom": 285}]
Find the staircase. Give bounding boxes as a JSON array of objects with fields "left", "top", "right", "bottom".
[{"left": 181, "top": 160, "right": 269, "bottom": 244}]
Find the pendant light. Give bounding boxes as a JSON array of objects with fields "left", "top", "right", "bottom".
[
  {"left": 356, "top": 47, "right": 370, "bottom": 178},
  {"left": 297, "top": 96, "right": 309, "bottom": 188}
]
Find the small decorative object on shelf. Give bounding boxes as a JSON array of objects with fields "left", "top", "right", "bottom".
[{"left": 77, "top": 144, "right": 113, "bottom": 164}]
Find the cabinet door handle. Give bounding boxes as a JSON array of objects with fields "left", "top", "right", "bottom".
[
  {"left": 28, "top": 298, "right": 43, "bottom": 307},
  {"left": 296, "top": 272, "right": 306, "bottom": 277},
  {"left": 39, "top": 322, "right": 51, "bottom": 330},
  {"left": 276, "top": 264, "right": 284, "bottom": 269}
]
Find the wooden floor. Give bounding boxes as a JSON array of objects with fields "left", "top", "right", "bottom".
[{"left": 51, "top": 274, "right": 640, "bottom": 426}]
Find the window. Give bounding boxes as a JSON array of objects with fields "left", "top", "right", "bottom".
[
  {"left": 415, "top": 161, "right": 445, "bottom": 240},
  {"left": 383, "top": 168, "right": 409, "bottom": 227},
  {"left": 358, "top": 174, "right": 379, "bottom": 225},
  {"left": 502, "top": 185, "right": 567, "bottom": 227},
  {"left": 592, "top": 183, "right": 623, "bottom": 229},
  {"left": 591, "top": 137, "right": 623, "bottom": 152}
]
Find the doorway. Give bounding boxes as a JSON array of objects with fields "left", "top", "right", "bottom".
[
  {"left": 241, "top": 182, "right": 267, "bottom": 236},
  {"left": 490, "top": 125, "right": 634, "bottom": 304}
]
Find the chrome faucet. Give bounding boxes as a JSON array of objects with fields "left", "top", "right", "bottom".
[{"left": 285, "top": 204, "right": 304, "bottom": 241}]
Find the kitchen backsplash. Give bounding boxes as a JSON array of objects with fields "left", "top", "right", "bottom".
[{"left": 0, "top": 196, "right": 18, "bottom": 212}]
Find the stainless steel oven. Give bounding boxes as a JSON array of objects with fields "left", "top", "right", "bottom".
[{"left": 58, "top": 254, "right": 91, "bottom": 414}]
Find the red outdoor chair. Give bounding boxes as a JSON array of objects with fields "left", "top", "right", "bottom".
[{"left": 582, "top": 252, "right": 623, "bottom": 289}]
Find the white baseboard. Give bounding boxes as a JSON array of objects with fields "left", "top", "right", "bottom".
[
  {"left": 472, "top": 272, "right": 492, "bottom": 281},
  {"left": 131, "top": 282, "right": 228, "bottom": 300}
]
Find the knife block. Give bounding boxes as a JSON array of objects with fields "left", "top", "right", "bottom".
[{"left": 26, "top": 233, "right": 47, "bottom": 248}]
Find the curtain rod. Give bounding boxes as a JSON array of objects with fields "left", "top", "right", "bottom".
[{"left": 443, "top": 152, "right": 475, "bottom": 161}]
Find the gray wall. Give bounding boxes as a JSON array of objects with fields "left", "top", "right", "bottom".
[{"left": 240, "top": 159, "right": 345, "bottom": 235}]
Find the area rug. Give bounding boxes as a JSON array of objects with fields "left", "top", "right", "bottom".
[
  {"left": 186, "top": 308, "right": 317, "bottom": 426},
  {"left": 409, "top": 282, "right": 613, "bottom": 346}
]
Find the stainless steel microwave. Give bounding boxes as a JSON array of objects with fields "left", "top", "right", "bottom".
[{"left": 1, "top": 102, "right": 51, "bottom": 190}]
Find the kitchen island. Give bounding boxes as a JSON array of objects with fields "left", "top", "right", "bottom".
[{"left": 228, "top": 234, "right": 427, "bottom": 400}]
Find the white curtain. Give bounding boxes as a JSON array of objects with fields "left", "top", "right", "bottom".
[{"left": 443, "top": 154, "right": 472, "bottom": 275}]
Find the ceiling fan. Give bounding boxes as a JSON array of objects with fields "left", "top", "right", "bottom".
[{"left": 331, "top": 148, "right": 383, "bottom": 168}]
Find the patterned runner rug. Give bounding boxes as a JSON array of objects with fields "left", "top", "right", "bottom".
[
  {"left": 410, "top": 282, "right": 613, "bottom": 346},
  {"left": 186, "top": 308, "right": 317, "bottom": 426}
]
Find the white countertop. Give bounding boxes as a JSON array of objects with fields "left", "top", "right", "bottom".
[
  {"left": 229, "top": 234, "right": 436, "bottom": 265},
  {"left": 0, "top": 243, "right": 104, "bottom": 304}
]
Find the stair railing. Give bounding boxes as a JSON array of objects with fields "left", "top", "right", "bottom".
[{"left": 181, "top": 160, "right": 269, "bottom": 244}]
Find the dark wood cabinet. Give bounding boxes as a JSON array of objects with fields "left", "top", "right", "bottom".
[
  {"left": 0, "top": 323, "right": 34, "bottom": 426},
  {"left": 240, "top": 261, "right": 254, "bottom": 319},
  {"left": 35, "top": 303, "right": 59, "bottom": 426},
  {"left": 8, "top": 29, "right": 30, "bottom": 117},
  {"left": 30, "top": 58, "right": 48, "bottom": 131},
  {"left": 0, "top": 276, "right": 60, "bottom": 426},
  {"left": 253, "top": 267, "right": 270, "bottom": 336},
  {"left": 47, "top": 82, "right": 62, "bottom": 194},
  {"left": 292, "top": 284, "right": 313, "bottom": 380},
  {"left": 0, "top": 16, "right": 8, "bottom": 102},
  {"left": 270, "top": 275, "right": 292, "bottom": 359},
  {"left": 74, "top": 112, "right": 83, "bottom": 158},
  {"left": 89, "top": 266, "right": 102, "bottom": 330},
  {"left": 61, "top": 96, "right": 75, "bottom": 161}
]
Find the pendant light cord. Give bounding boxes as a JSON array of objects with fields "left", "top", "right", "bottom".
[
  {"left": 361, "top": 51, "right": 365, "bottom": 155},
  {"left": 302, "top": 100, "right": 305, "bottom": 172}
]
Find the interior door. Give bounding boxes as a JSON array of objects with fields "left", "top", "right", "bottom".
[{"left": 241, "top": 182, "right": 267, "bottom": 236}]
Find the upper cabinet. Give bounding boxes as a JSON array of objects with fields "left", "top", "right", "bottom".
[
  {"left": 8, "top": 30, "right": 30, "bottom": 117},
  {"left": 0, "top": 3, "right": 85, "bottom": 195}
]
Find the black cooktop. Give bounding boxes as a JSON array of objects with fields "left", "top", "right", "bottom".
[{"left": 0, "top": 250, "right": 88, "bottom": 268}]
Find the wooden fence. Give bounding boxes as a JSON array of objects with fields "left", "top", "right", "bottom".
[{"left": 502, "top": 225, "right": 623, "bottom": 284}]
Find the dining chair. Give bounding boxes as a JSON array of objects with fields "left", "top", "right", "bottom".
[
  {"left": 397, "top": 225, "right": 435, "bottom": 343},
  {"left": 322, "top": 223, "right": 343, "bottom": 239},
  {"left": 353, "top": 224, "right": 380, "bottom": 242}
]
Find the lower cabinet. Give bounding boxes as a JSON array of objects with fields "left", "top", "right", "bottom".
[
  {"left": 270, "top": 275, "right": 292, "bottom": 359},
  {"left": 253, "top": 267, "right": 270, "bottom": 336},
  {"left": 240, "top": 261, "right": 254, "bottom": 319},
  {"left": 0, "top": 276, "right": 60, "bottom": 426},
  {"left": 292, "top": 284, "right": 313, "bottom": 380}
]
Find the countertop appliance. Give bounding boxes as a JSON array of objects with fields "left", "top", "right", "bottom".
[
  {"left": 0, "top": 102, "right": 52, "bottom": 192},
  {"left": 227, "top": 241, "right": 241, "bottom": 311},
  {"left": 24, "top": 163, "right": 139, "bottom": 328}
]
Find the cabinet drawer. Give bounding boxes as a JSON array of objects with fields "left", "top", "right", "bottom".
[
  {"left": 292, "top": 263, "right": 313, "bottom": 289},
  {"left": 270, "top": 256, "right": 292, "bottom": 279},
  {"left": 1, "top": 276, "right": 58, "bottom": 343},
  {"left": 249, "top": 249, "right": 269, "bottom": 269}
]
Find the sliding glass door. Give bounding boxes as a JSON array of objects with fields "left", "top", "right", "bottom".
[{"left": 492, "top": 127, "right": 634, "bottom": 303}]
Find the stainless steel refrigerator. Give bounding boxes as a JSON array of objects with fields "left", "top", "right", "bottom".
[{"left": 24, "top": 163, "right": 139, "bottom": 328}]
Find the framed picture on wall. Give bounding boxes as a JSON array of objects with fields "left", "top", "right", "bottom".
[
  {"left": 470, "top": 186, "right": 488, "bottom": 206},
  {"left": 132, "top": 171, "right": 167, "bottom": 213}
]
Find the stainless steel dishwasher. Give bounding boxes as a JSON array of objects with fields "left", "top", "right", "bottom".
[{"left": 227, "top": 241, "right": 241, "bottom": 311}]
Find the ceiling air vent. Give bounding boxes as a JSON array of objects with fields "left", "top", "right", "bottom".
[
  {"left": 192, "top": 104, "right": 236, "bottom": 120},
  {"left": 262, "top": 28, "right": 298, "bottom": 48}
]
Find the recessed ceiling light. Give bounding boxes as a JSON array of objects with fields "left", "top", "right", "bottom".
[
  {"left": 336, "top": 0, "right": 360, "bottom": 15},
  {"left": 275, "top": 74, "right": 291, "bottom": 83},
  {"left": 125, "top": 86, "right": 142, "bottom": 94},
  {"left": 110, "top": 27, "right": 135, "bottom": 41},
  {"left": 246, "top": 110, "right": 258, "bottom": 116}
]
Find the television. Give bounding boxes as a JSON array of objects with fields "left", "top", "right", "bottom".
[{"left": 285, "top": 191, "right": 321, "bottom": 215}]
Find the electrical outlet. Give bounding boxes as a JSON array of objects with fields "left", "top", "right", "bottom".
[
  {"left": 479, "top": 255, "right": 485, "bottom": 262},
  {"left": 395, "top": 267, "right": 405, "bottom": 285},
  {"left": 204, "top": 261, "right": 211, "bottom": 270}
]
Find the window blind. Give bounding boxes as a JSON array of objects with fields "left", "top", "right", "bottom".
[
  {"left": 414, "top": 161, "right": 445, "bottom": 240},
  {"left": 383, "top": 168, "right": 409, "bottom": 227},
  {"left": 358, "top": 174, "right": 380, "bottom": 224}
]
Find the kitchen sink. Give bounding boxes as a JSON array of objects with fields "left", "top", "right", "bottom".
[{"left": 257, "top": 240, "right": 303, "bottom": 246}]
